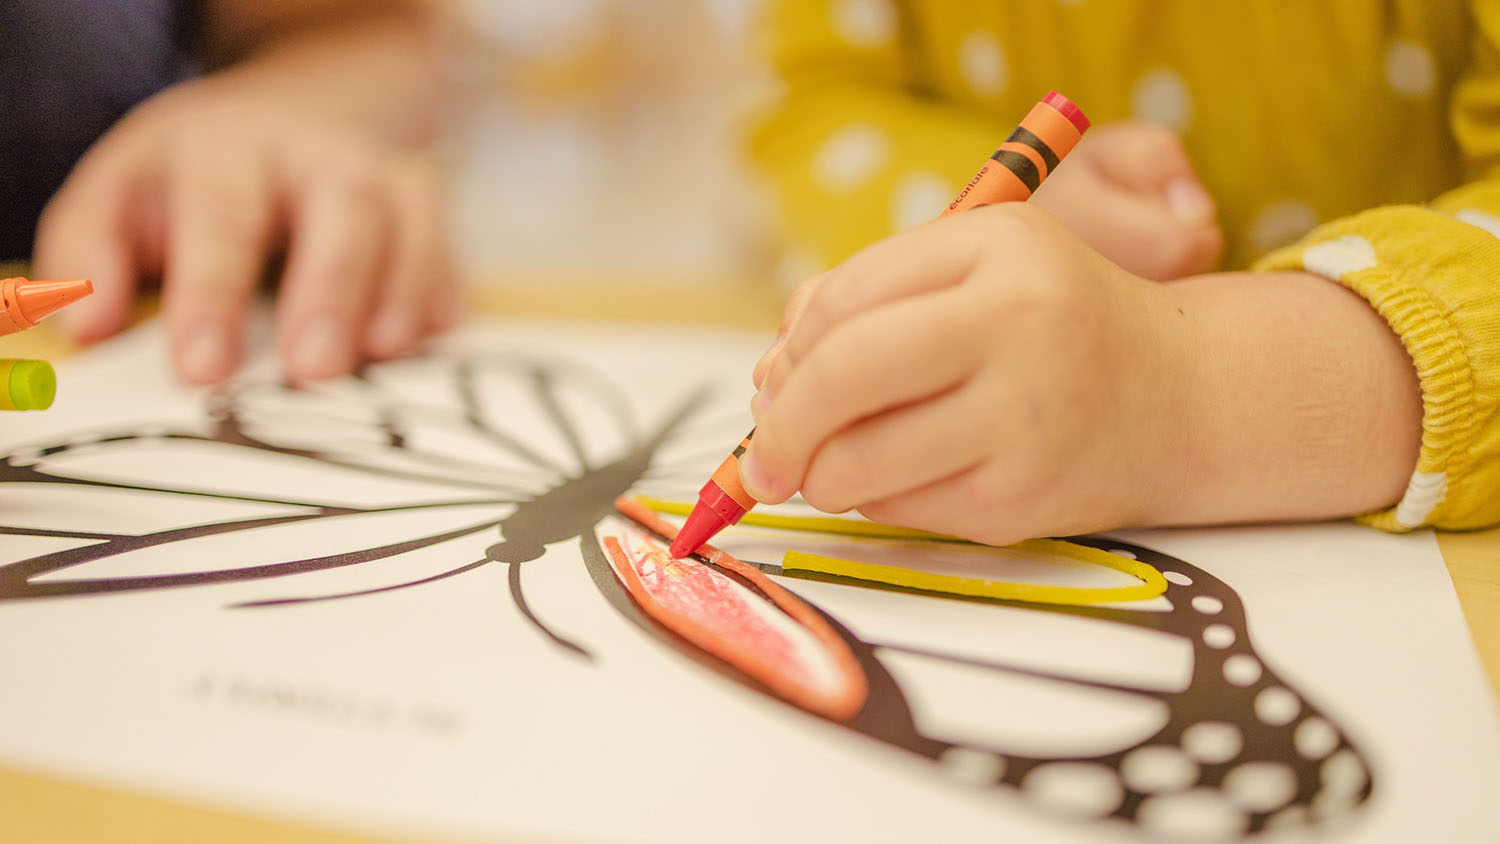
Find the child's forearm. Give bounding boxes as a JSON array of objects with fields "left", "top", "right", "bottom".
[
  {"left": 196, "top": 1, "right": 444, "bottom": 146},
  {"left": 1158, "top": 271, "right": 1422, "bottom": 526}
]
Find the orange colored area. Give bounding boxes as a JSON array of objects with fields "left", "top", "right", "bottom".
[
  {"left": 946, "top": 93, "right": 1087, "bottom": 214},
  {"left": 1021, "top": 95, "right": 1088, "bottom": 161},
  {"left": 0, "top": 277, "right": 94, "bottom": 336},
  {"left": 612, "top": 495, "right": 868, "bottom": 721}
]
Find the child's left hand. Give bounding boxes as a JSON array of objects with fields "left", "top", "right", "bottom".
[{"left": 740, "top": 203, "right": 1198, "bottom": 545}]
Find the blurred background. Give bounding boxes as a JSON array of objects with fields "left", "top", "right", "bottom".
[{"left": 443, "top": 0, "right": 788, "bottom": 302}]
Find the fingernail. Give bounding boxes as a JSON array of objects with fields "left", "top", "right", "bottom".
[
  {"left": 178, "top": 324, "right": 233, "bottom": 384},
  {"left": 291, "top": 314, "right": 352, "bottom": 379},
  {"left": 739, "top": 449, "right": 772, "bottom": 501},
  {"left": 1165, "top": 178, "right": 1215, "bottom": 223}
]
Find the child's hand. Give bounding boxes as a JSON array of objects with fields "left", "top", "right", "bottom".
[
  {"left": 742, "top": 204, "right": 1195, "bottom": 545},
  {"left": 1029, "top": 121, "right": 1222, "bottom": 281},
  {"left": 31, "top": 74, "right": 455, "bottom": 384}
]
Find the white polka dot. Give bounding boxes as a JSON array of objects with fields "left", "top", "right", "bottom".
[
  {"left": 958, "top": 32, "right": 1008, "bottom": 97},
  {"left": 831, "top": 0, "right": 896, "bottom": 47},
  {"left": 1163, "top": 570, "right": 1192, "bottom": 585},
  {"left": 1131, "top": 69, "right": 1194, "bottom": 131},
  {"left": 1223, "top": 654, "right": 1262, "bottom": 687},
  {"left": 1110, "top": 548, "right": 1138, "bottom": 560},
  {"left": 1395, "top": 470, "right": 1446, "bottom": 528},
  {"left": 1247, "top": 200, "right": 1319, "bottom": 255},
  {"left": 1255, "top": 687, "right": 1302, "bottom": 726},
  {"left": 1302, "top": 235, "right": 1377, "bottom": 281},
  {"left": 890, "top": 172, "right": 953, "bottom": 230},
  {"left": 1386, "top": 40, "right": 1436, "bottom": 99},
  {"left": 813, "top": 125, "right": 891, "bottom": 192},
  {"left": 1455, "top": 208, "right": 1500, "bottom": 240}
]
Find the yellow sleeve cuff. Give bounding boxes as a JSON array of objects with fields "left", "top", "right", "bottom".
[{"left": 1255, "top": 205, "right": 1500, "bottom": 531}]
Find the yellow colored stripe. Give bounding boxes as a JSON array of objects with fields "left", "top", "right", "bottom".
[
  {"left": 632, "top": 496, "right": 1167, "bottom": 605},
  {"left": 786, "top": 539, "right": 1166, "bottom": 605},
  {"left": 633, "top": 495, "right": 963, "bottom": 542}
]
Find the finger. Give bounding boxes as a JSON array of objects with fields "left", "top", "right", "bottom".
[
  {"left": 855, "top": 464, "right": 1030, "bottom": 546},
  {"left": 276, "top": 166, "right": 392, "bottom": 381},
  {"left": 32, "top": 165, "right": 147, "bottom": 342},
  {"left": 160, "top": 157, "right": 275, "bottom": 384},
  {"left": 364, "top": 158, "right": 450, "bottom": 359},
  {"left": 798, "top": 380, "right": 992, "bottom": 514},
  {"left": 765, "top": 208, "right": 1012, "bottom": 388},
  {"left": 1052, "top": 179, "right": 1221, "bottom": 280},
  {"left": 753, "top": 269, "right": 830, "bottom": 389},
  {"left": 1032, "top": 153, "right": 1220, "bottom": 281},
  {"left": 741, "top": 287, "right": 981, "bottom": 504},
  {"left": 1084, "top": 121, "right": 1202, "bottom": 197}
]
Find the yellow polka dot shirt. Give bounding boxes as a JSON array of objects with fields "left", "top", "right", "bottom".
[{"left": 748, "top": 0, "right": 1500, "bottom": 532}]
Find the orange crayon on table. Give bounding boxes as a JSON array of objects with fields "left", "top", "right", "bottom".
[
  {"left": 668, "top": 92, "right": 1090, "bottom": 559},
  {"left": 0, "top": 277, "right": 94, "bottom": 336}
]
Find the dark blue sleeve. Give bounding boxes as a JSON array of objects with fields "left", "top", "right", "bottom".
[{"left": 0, "top": 0, "right": 197, "bottom": 260}]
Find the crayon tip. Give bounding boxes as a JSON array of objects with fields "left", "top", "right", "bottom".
[
  {"left": 1043, "top": 91, "right": 1090, "bottom": 134},
  {"left": 670, "top": 501, "right": 730, "bottom": 559},
  {"left": 12, "top": 278, "right": 94, "bottom": 325},
  {"left": 6, "top": 360, "right": 56, "bottom": 410}
]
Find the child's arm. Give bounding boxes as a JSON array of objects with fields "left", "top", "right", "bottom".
[
  {"left": 31, "top": 0, "right": 453, "bottom": 384},
  {"left": 750, "top": 1, "right": 1220, "bottom": 283},
  {"left": 740, "top": 205, "right": 1424, "bottom": 544}
]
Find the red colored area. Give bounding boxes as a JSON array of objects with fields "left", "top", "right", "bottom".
[{"left": 610, "top": 496, "right": 868, "bottom": 721}]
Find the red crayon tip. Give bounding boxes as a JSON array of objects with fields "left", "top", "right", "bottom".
[
  {"left": 1043, "top": 91, "right": 1090, "bottom": 134},
  {"left": 0, "top": 277, "right": 94, "bottom": 336},
  {"left": 669, "top": 478, "right": 750, "bottom": 558}
]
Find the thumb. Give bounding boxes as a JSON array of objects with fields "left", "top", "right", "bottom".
[{"left": 1084, "top": 121, "right": 1216, "bottom": 223}]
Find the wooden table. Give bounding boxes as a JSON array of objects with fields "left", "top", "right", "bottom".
[{"left": 1, "top": 281, "right": 1495, "bottom": 842}]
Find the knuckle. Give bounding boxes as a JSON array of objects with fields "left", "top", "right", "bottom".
[
  {"left": 801, "top": 443, "right": 868, "bottom": 513},
  {"left": 798, "top": 351, "right": 851, "bottom": 410},
  {"left": 324, "top": 154, "right": 392, "bottom": 206}
]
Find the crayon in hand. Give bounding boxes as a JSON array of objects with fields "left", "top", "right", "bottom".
[
  {"left": 0, "top": 277, "right": 94, "bottom": 336},
  {"left": 668, "top": 92, "right": 1090, "bottom": 559}
]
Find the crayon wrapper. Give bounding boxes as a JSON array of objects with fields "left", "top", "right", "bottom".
[{"left": 710, "top": 437, "right": 757, "bottom": 512}]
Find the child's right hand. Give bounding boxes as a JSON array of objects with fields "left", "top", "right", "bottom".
[
  {"left": 741, "top": 204, "right": 1198, "bottom": 545},
  {"left": 1029, "top": 121, "right": 1223, "bottom": 281}
]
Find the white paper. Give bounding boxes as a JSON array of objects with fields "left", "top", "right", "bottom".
[{"left": 1, "top": 318, "right": 1496, "bottom": 843}]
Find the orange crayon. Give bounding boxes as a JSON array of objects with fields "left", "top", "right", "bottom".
[
  {"left": 670, "top": 93, "right": 1089, "bottom": 560},
  {"left": 0, "top": 277, "right": 94, "bottom": 336}
]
